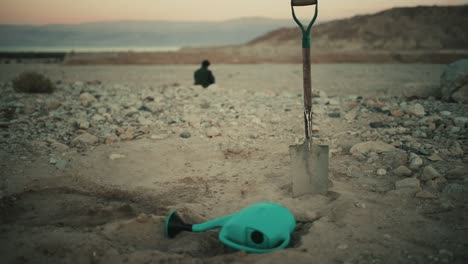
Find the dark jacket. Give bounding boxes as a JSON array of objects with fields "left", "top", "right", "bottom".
[{"left": 194, "top": 66, "right": 215, "bottom": 88}]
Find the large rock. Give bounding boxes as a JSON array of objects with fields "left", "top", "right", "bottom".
[
  {"left": 395, "top": 177, "right": 420, "bottom": 190},
  {"left": 440, "top": 59, "right": 468, "bottom": 103},
  {"left": 350, "top": 141, "right": 395, "bottom": 157},
  {"left": 71, "top": 133, "right": 99, "bottom": 146},
  {"left": 79, "top": 92, "right": 97, "bottom": 107}
]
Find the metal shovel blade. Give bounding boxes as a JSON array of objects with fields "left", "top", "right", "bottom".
[{"left": 290, "top": 140, "right": 329, "bottom": 197}]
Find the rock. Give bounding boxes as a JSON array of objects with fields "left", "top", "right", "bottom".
[
  {"left": 45, "top": 99, "right": 62, "bottom": 110},
  {"left": 440, "top": 111, "right": 451, "bottom": 117},
  {"left": 350, "top": 141, "right": 395, "bottom": 157},
  {"left": 445, "top": 167, "right": 466, "bottom": 181},
  {"left": 337, "top": 244, "right": 349, "bottom": 250},
  {"left": 395, "top": 178, "right": 420, "bottom": 190},
  {"left": 71, "top": 133, "right": 98, "bottom": 146},
  {"left": 77, "top": 119, "right": 90, "bottom": 130},
  {"left": 393, "top": 166, "right": 412, "bottom": 177},
  {"left": 344, "top": 109, "right": 358, "bottom": 121},
  {"left": 137, "top": 116, "right": 152, "bottom": 126},
  {"left": 415, "top": 190, "right": 437, "bottom": 199},
  {"left": 120, "top": 127, "right": 135, "bottom": 141},
  {"left": 50, "top": 141, "right": 69, "bottom": 152},
  {"left": 105, "top": 135, "right": 119, "bottom": 145},
  {"left": 369, "top": 122, "right": 390, "bottom": 128},
  {"left": 409, "top": 153, "right": 423, "bottom": 170},
  {"left": 55, "top": 159, "right": 67, "bottom": 170},
  {"left": 377, "top": 169, "right": 387, "bottom": 176},
  {"left": 452, "top": 83, "right": 468, "bottom": 103},
  {"left": 405, "top": 103, "right": 426, "bottom": 117},
  {"left": 79, "top": 92, "right": 96, "bottom": 107},
  {"left": 391, "top": 109, "right": 404, "bottom": 117},
  {"left": 92, "top": 114, "right": 105, "bottom": 122},
  {"left": 427, "top": 153, "right": 443, "bottom": 162},
  {"left": 442, "top": 183, "right": 464, "bottom": 195},
  {"left": 440, "top": 59, "right": 468, "bottom": 103},
  {"left": 422, "top": 166, "right": 442, "bottom": 181},
  {"left": 179, "top": 132, "right": 191, "bottom": 139},
  {"left": 109, "top": 154, "right": 125, "bottom": 160},
  {"left": 206, "top": 127, "right": 221, "bottom": 138},
  {"left": 151, "top": 134, "right": 169, "bottom": 140},
  {"left": 328, "top": 112, "right": 341, "bottom": 118},
  {"left": 453, "top": 117, "right": 468, "bottom": 128},
  {"left": 381, "top": 150, "right": 408, "bottom": 169},
  {"left": 448, "top": 141, "right": 464, "bottom": 157}
]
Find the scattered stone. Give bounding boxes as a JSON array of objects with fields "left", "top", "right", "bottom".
[
  {"left": 376, "top": 169, "right": 387, "bottom": 176},
  {"left": 427, "top": 153, "right": 443, "bottom": 162},
  {"left": 350, "top": 141, "right": 395, "bottom": 157},
  {"left": 206, "top": 127, "right": 221, "bottom": 138},
  {"left": 415, "top": 190, "right": 437, "bottom": 199},
  {"left": 109, "top": 154, "right": 125, "bottom": 160},
  {"left": 328, "top": 112, "right": 341, "bottom": 118},
  {"left": 391, "top": 109, "right": 404, "bottom": 117},
  {"left": 337, "top": 244, "right": 349, "bottom": 250},
  {"left": 393, "top": 166, "right": 412, "bottom": 177},
  {"left": 77, "top": 120, "right": 90, "bottom": 130},
  {"left": 136, "top": 213, "right": 150, "bottom": 223},
  {"left": 448, "top": 141, "right": 464, "bottom": 157},
  {"left": 49, "top": 157, "right": 57, "bottom": 164},
  {"left": 151, "top": 134, "right": 169, "bottom": 140},
  {"left": 440, "top": 111, "right": 451, "bottom": 116},
  {"left": 137, "top": 116, "right": 152, "bottom": 126},
  {"left": 344, "top": 109, "right": 358, "bottom": 121},
  {"left": 442, "top": 183, "right": 464, "bottom": 195},
  {"left": 50, "top": 141, "right": 69, "bottom": 153},
  {"left": 71, "top": 133, "right": 98, "bottom": 146},
  {"left": 92, "top": 114, "right": 106, "bottom": 122},
  {"left": 105, "top": 135, "right": 119, "bottom": 145},
  {"left": 405, "top": 103, "right": 426, "bottom": 117},
  {"left": 445, "top": 167, "right": 466, "bottom": 181},
  {"left": 395, "top": 178, "right": 420, "bottom": 190},
  {"left": 382, "top": 150, "right": 408, "bottom": 168},
  {"left": 440, "top": 59, "right": 468, "bottom": 103},
  {"left": 179, "top": 132, "right": 191, "bottom": 139},
  {"left": 453, "top": 117, "right": 468, "bottom": 128},
  {"left": 79, "top": 92, "right": 96, "bottom": 107},
  {"left": 422, "top": 166, "right": 442, "bottom": 181},
  {"left": 369, "top": 122, "right": 390, "bottom": 128},
  {"left": 45, "top": 99, "right": 62, "bottom": 110},
  {"left": 120, "top": 127, "right": 135, "bottom": 141},
  {"left": 409, "top": 153, "right": 424, "bottom": 170},
  {"left": 55, "top": 159, "right": 67, "bottom": 170}
]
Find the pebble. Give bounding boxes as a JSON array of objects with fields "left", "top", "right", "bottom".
[
  {"left": 393, "top": 166, "right": 412, "bottom": 177},
  {"left": 415, "top": 190, "right": 437, "bottom": 199},
  {"left": 109, "top": 154, "right": 125, "bottom": 160},
  {"left": 395, "top": 178, "right": 420, "bottom": 190},
  {"left": 422, "top": 166, "right": 441, "bottom": 181},
  {"left": 350, "top": 141, "right": 395, "bottom": 157},
  {"left": 206, "top": 127, "right": 221, "bottom": 138},
  {"left": 409, "top": 153, "right": 423, "bottom": 170},
  {"left": 71, "top": 133, "right": 99, "bottom": 146},
  {"left": 406, "top": 103, "right": 426, "bottom": 117},
  {"left": 179, "top": 132, "right": 191, "bottom": 139},
  {"left": 376, "top": 169, "right": 387, "bottom": 176},
  {"left": 79, "top": 92, "right": 96, "bottom": 107},
  {"left": 337, "top": 244, "right": 349, "bottom": 250}
]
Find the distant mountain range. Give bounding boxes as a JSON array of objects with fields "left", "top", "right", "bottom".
[{"left": 0, "top": 17, "right": 294, "bottom": 51}]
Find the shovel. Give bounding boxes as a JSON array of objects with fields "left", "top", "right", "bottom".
[{"left": 289, "top": 0, "right": 329, "bottom": 197}]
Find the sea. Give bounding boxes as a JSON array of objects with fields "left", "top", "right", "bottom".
[{"left": 0, "top": 46, "right": 181, "bottom": 53}]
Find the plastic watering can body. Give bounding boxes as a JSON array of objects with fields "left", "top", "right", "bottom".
[{"left": 200, "top": 202, "right": 296, "bottom": 253}]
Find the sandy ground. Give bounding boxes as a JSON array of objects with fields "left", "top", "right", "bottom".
[{"left": 0, "top": 64, "right": 467, "bottom": 264}]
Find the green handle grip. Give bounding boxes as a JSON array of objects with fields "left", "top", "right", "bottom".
[{"left": 291, "top": 0, "right": 319, "bottom": 48}]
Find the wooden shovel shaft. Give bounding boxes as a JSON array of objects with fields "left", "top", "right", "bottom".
[{"left": 302, "top": 48, "right": 312, "bottom": 140}]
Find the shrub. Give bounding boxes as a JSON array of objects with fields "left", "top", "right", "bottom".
[{"left": 12, "top": 71, "right": 55, "bottom": 94}]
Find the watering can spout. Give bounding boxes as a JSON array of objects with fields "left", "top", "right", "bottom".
[{"left": 192, "top": 214, "right": 234, "bottom": 232}]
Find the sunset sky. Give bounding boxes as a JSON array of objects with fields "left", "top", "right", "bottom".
[{"left": 1, "top": 0, "right": 467, "bottom": 25}]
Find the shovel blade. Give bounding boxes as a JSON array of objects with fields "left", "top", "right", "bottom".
[{"left": 290, "top": 142, "right": 329, "bottom": 197}]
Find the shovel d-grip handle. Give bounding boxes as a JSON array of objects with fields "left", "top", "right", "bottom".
[{"left": 291, "top": 0, "right": 318, "bottom": 140}]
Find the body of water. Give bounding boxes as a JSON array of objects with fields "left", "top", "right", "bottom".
[{"left": 0, "top": 46, "right": 181, "bottom": 53}]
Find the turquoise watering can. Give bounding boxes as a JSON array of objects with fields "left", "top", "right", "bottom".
[{"left": 165, "top": 202, "right": 296, "bottom": 254}]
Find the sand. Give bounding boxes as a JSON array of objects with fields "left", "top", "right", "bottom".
[{"left": 0, "top": 63, "right": 467, "bottom": 264}]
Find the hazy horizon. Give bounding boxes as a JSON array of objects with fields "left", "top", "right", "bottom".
[{"left": 1, "top": 0, "right": 467, "bottom": 25}]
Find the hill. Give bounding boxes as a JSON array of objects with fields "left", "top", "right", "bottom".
[{"left": 247, "top": 5, "right": 468, "bottom": 51}]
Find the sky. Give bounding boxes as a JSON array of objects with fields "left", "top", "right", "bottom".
[{"left": 0, "top": 0, "right": 467, "bottom": 25}]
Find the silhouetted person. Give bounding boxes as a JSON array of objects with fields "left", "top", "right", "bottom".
[{"left": 194, "top": 60, "right": 215, "bottom": 88}]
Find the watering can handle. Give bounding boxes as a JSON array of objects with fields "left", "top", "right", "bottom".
[
  {"left": 219, "top": 232, "right": 291, "bottom": 254},
  {"left": 291, "top": 0, "right": 317, "bottom": 6}
]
